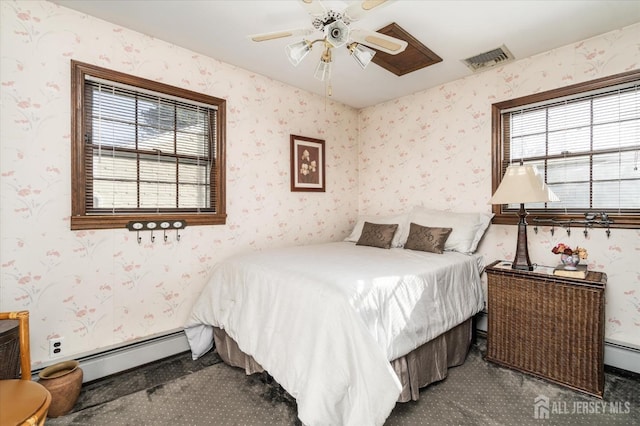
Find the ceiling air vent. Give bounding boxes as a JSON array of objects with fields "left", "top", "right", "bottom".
[{"left": 462, "top": 45, "right": 514, "bottom": 72}]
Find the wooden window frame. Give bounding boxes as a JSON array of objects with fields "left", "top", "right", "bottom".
[
  {"left": 491, "top": 69, "right": 640, "bottom": 229},
  {"left": 70, "top": 60, "right": 226, "bottom": 230}
]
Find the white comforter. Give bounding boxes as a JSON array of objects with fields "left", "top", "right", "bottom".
[{"left": 184, "top": 242, "right": 484, "bottom": 426}]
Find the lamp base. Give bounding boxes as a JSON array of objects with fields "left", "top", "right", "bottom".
[
  {"left": 512, "top": 203, "right": 533, "bottom": 271},
  {"left": 511, "top": 261, "right": 534, "bottom": 271}
]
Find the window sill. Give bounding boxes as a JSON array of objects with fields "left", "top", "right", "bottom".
[
  {"left": 491, "top": 212, "right": 639, "bottom": 229},
  {"left": 70, "top": 213, "right": 227, "bottom": 230}
]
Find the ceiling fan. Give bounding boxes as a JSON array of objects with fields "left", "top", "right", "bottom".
[{"left": 248, "top": 0, "right": 408, "bottom": 85}]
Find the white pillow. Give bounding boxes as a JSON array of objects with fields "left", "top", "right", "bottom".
[
  {"left": 408, "top": 206, "right": 493, "bottom": 254},
  {"left": 344, "top": 213, "right": 410, "bottom": 248}
]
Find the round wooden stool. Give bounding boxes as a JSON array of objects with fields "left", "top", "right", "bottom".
[{"left": 0, "top": 379, "right": 51, "bottom": 426}]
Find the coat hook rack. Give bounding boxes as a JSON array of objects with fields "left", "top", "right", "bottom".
[
  {"left": 127, "top": 220, "right": 187, "bottom": 244},
  {"left": 532, "top": 212, "right": 614, "bottom": 238}
]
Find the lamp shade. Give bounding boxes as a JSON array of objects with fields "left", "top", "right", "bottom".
[
  {"left": 314, "top": 59, "right": 332, "bottom": 81},
  {"left": 313, "top": 44, "right": 333, "bottom": 81},
  {"left": 489, "top": 164, "right": 559, "bottom": 205},
  {"left": 349, "top": 43, "right": 376, "bottom": 69},
  {"left": 286, "top": 40, "right": 312, "bottom": 66}
]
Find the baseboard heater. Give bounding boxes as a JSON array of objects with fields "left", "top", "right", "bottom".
[
  {"left": 32, "top": 329, "right": 190, "bottom": 383},
  {"left": 32, "top": 315, "right": 640, "bottom": 383},
  {"left": 474, "top": 311, "right": 640, "bottom": 375}
]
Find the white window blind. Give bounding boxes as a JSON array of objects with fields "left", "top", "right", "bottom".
[
  {"left": 84, "top": 78, "right": 216, "bottom": 213},
  {"left": 502, "top": 82, "right": 640, "bottom": 213}
]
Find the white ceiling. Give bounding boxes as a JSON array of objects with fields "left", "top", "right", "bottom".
[{"left": 50, "top": 0, "right": 640, "bottom": 109}]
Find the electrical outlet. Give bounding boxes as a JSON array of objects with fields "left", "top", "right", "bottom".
[{"left": 49, "top": 337, "right": 64, "bottom": 358}]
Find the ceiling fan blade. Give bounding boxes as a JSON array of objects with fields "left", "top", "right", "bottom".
[
  {"left": 298, "top": 0, "right": 327, "bottom": 17},
  {"left": 344, "top": 0, "right": 396, "bottom": 21},
  {"left": 349, "top": 28, "right": 407, "bottom": 55},
  {"left": 249, "top": 28, "right": 315, "bottom": 42}
]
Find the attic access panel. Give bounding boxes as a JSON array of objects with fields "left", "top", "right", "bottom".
[{"left": 370, "top": 23, "right": 442, "bottom": 76}]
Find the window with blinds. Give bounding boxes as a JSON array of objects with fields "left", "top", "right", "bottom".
[
  {"left": 71, "top": 61, "right": 226, "bottom": 230},
  {"left": 492, "top": 70, "right": 640, "bottom": 228}
]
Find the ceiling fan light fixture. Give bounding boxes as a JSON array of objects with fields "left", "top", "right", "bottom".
[
  {"left": 314, "top": 44, "right": 333, "bottom": 81},
  {"left": 325, "top": 19, "right": 350, "bottom": 48},
  {"left": 348, "top": 42, "right": 376, "bottom": 69},
  {"left": 251, "top": 2, "right": 410, "bottom": 93},
  {"left": 286, "top": 39, "right": 312, "bottom": 66},
  {"left": 314, "top": 60, "right": 332, "bottom": 81}
]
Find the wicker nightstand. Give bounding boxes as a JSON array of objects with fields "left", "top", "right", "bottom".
[{"left": 485, "top": 260, "right": 606, "bottom": 398}]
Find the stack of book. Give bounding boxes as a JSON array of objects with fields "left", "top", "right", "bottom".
[{"left": 553, "top": 264, "right": 587, "bottom": 279}]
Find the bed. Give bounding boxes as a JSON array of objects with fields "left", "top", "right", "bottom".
[{"left": 184, "top": 207, "right": 491, "bottom": 426}]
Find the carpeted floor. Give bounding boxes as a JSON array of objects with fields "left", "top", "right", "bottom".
[{"left": 46, "top": 338, "right": 639, "bottom": 425}]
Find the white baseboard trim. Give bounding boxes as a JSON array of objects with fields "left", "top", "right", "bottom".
[
  {"left": 31, "top": 316, "right": 638, "bottom": 384},
  {"left": 603, "top": 341, "right": 640, "bottom": 374},
  {"left": 33, "top": 330, "right": 190, "bottom": 383},
  {"left": 474, "top": 311, "right": 640, "bottom": 374},
  {"left": 475, "top": 310, "right": 488, "bottom": 334}
]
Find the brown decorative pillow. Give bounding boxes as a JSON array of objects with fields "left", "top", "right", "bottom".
[
  {"left": 356, "top": 222, "right": 399, "bottom": 249},
  {"left": 404, "top": 223, "right": 452, "bottom": 254}
]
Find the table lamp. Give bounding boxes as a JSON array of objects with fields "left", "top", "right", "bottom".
[{"left": 489, "top": 164, "right": 559, "bottom": 270}]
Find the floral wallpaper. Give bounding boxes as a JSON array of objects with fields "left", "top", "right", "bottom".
[
  {"left": 358, "top": 22, "right": 640, "bottom": 348},
  {"left": 0, "top": 1, "right": 359, "bottom": 366},
  {"left": 1, "top": 1, "right": 638, "bottom": 369}
]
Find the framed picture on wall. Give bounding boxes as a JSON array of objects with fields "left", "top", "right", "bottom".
[{"left": 290, "top": 134, "right": 325, "bottom": 192}]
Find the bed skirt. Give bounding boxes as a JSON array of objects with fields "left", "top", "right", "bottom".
[{"left": 212, "top": 318, "right": 472, "bottom": 403}]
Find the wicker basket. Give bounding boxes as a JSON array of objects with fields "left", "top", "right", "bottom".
[{"left": 486, "top": 262, "right": 605, "bottom": 398}]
